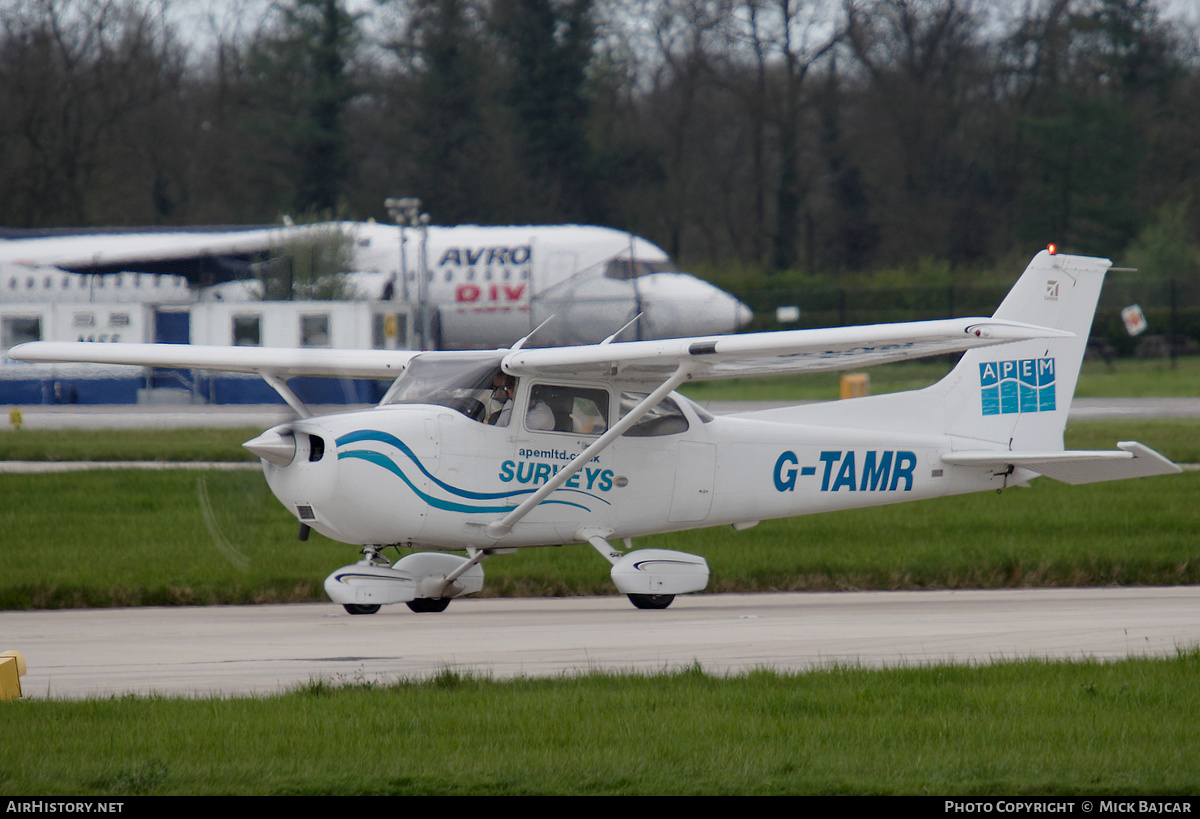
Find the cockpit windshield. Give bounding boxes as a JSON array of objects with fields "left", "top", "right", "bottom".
[
  {"left": 379, "top": 352, "right": 505, "bottom": 422},
  {"left": 603, "top": 259, "right": 681, "bottom": 280}
]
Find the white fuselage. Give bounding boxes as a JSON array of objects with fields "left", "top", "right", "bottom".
[
  {"left": 260, "top": 390, "right": 1003, "bottom": 552},
  {"left": 344, "top": 223, "right": 751, "bottom": 347}
]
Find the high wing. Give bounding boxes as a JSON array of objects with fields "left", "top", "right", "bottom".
[
  {"left": 10, "top": 341, "right": 418, "bottom": 418},
  {"left": 9, "top": 314, "right": 1066, "bottom": 451},
  {"left": 12, "top": 316, "right": 1066, "bottom": 387},
  {"left": 501, "top": 317, "right": 1071, "bottom": 383},
  {"left": 9, "top": 341, "right": 415, "bottom": 379}
]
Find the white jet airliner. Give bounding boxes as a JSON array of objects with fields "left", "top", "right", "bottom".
[{"left": 0, "top": 222, "right": 752, "bottom": 348}]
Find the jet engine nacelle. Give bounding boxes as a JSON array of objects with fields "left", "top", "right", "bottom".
[
  {"left": 609, "top": 549, "right": 710, "bottom": 596},
  {"left": 323, "top": 552, "right": 485, "bottom": 607}
]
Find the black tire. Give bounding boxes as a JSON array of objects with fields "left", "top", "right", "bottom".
[
  {"left": 406, "top": 597, "right": 451, "bottom": 613},
  {"left": 627, "top": 593, "right": 675, "bottom": 610},
  {"left": 343, "top": 603, "right": 381, "bottom": 615}
]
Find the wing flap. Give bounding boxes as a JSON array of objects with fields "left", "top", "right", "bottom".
[{"left": 942, "top": 442, "right": 1180, "bottom": 485}]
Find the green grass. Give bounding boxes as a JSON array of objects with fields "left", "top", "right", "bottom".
[
  {"left": 2, "top": 467, "right": 1196, "bottom": 609},
  {"left": 0, "top": 426, "right": 260, "bottom": 462},
  {"left": 1066, "top": 419, "right": 1200, "bottom": 463},
  {"left": 0, "top": 470, "right": 347, "bottom": 609},
  {"left": 2, "top": 654, "right": 1199, "bottom": 794},
  {"left": 1074, "top": 357, "right": 1200, "bottom": 398}
]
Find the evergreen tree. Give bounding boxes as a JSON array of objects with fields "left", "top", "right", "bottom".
[
  {"left": 247, "top": 0, "right": 361, "bottom": 214},
  {"left": 400, "top": 0, "right": 507, "bottom": 223},
  {"left": 492, "top": 0, "right": 597, "bottom": 222}
]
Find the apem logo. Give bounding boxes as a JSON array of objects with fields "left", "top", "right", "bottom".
[{"left": 979, "top": 358, "right": 1056, "bottom": 415}]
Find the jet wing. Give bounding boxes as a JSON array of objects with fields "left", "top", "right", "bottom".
[
  {"left": 8, "top": 341, "right": 416, "bottom": 380},
  {"left": 0, "top": 227, "right": 286, "bottom": 269},
  {"left": 941, "top": 442, "right": 1181, "bottom": 485},
  {"left": 501, "top": 317, "right": 1072, "bottom": 382}
]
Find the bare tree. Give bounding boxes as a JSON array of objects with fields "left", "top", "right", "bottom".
[
  {"left": 720, "top": 0, "right": 840, "bottom": 270},
  {"left": 0, "top": 0, "right": 185, "bottom": 226}
]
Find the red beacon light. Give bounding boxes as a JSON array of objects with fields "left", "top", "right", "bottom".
[{"left": 1047, "top": 243, "right": 1058, "bottom": 255}]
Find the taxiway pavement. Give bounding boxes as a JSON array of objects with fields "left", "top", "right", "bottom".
[{"left": 3, "top": 587, "right": 1198, "bottom": 700}]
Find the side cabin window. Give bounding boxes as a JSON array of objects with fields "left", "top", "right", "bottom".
[
  {"left": 525, "top": 384, "right": 609, "bottom": 435},
  {"left": 619, "top": 392, "right": 689, "bottom": 437}
]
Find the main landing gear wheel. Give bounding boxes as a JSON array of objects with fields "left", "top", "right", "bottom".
[
  {"left": 406, "top": 597, "right": 451, "bottom": 613},
  {"left": 627, "top": 593, "right": 675, "bottom": 610},
  {"left": 343, "top": 604, "right": 381, "bottom": 615}
]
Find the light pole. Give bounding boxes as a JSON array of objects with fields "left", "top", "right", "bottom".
[{"left": 385, "top": 197, "right": 432, "bottom": 350}]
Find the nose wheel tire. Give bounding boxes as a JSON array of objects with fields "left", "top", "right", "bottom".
[
  {"left": 343, "top": 604, "right": 381, "bottom": 615},
  {"left": 406, "top": 597, "right": 451, "bottom": 613},
  {"left": 627, "top": 593, "right": 675, "bottom": 610}
]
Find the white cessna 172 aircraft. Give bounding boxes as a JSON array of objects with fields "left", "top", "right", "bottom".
[{"left": 11, "top": 249, "right": 1180, "bottom": 613}]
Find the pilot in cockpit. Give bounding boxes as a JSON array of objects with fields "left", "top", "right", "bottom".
[{"left": 487, "top": 373, "right": 516, "bottom": 427}]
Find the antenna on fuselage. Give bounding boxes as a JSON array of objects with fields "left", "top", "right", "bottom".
[
  {"left": 601, "top": 313, "right": 643, "bottom": 345},
  {"left": 510, "top": 314, "right": 557, "bottom": 352}
]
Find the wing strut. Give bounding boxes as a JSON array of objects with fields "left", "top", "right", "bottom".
[
  {"left": 484, "top": 362, "right": 698, "bottom": 540},
  {"left": 259, "top": 372, "right": 313, "bottom": 419}
]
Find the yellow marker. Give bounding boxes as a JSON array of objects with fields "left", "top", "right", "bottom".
[
  {"left": 839, "top": 373, "right": 870, "bottom": 399},
  {"left": 0, "top": 650, "right": 26, "bottom": 700},
  {"left": 8, "top": 408, "right": 21, "bottom": 429}
]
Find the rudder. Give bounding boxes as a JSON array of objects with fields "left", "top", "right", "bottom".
[{"left": 940, "top": 250, "right": 1111, "bottom": 451}]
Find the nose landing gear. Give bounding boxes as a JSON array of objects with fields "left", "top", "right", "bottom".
[{"left": 325, "top": 546, "right": 486, "bottom": 614}]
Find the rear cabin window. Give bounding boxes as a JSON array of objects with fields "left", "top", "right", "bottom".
[
  {"left": 526, "top": 385, "right": 609, "bottom": 434},
  {"left": 619, "top": 393, "right": 689, "bottom": 436}
]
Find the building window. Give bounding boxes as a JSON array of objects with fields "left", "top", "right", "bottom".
[
  {"left": 233, "top": 315, "right": 261, "bottom": 346},
  {"left": 373, "top": 313, "right": 407, "bottom": 349},
  {"left": 301, "top": 313, "right": 330, "bottom": 347},
  {"left": 2, "top": 316, "right": 42, "bottom": 350}
]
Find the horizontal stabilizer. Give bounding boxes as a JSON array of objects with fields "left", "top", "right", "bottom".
[{"left": 942, "top": 442, "right": 1181, "bottom": 485}]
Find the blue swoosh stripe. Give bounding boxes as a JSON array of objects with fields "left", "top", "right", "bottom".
[
  {"left": 339, "top": 450, "right": 594, "bottom": 514},
  {"left": 336, "top": 428, "right": 609, "bottom": 506}
]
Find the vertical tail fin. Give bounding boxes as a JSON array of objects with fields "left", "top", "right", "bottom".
[
  {"left": 939, "top": 250, "right": 1110, "bottom": 451},
  {"left": 758, "top": 250, "right": 1111, "bottom": 453}
]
